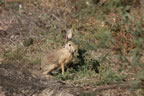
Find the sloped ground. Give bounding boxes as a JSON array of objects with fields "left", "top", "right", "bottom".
[
  {"left": 0, "top": 0, "right": 144, "bottom": 96},
  {"left": 0, "top": 63, "right": 82, "bottom": 96},
  {"left": 0, "top": 63, "right": 142, "bottom": 96}
]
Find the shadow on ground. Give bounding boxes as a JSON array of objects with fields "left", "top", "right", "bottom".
[{"left": 68, "top": 48, "right": 100, "bottom": 73}]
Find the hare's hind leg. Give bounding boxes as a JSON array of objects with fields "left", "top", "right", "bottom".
[{"left": 42, "top": 64, "right": 58, "bottom": 75}]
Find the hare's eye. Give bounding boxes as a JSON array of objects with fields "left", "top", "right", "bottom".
[{"left": 69, "top": 44, "right": 71, "bottom": 46}]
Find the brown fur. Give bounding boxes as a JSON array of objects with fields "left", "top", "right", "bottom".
[{"left": 41, "top": 41, "right": 78, "bottom": 75}]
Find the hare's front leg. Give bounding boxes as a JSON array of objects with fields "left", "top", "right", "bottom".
[{"left": 61, "top": 63, "right": 65, "bottom": 75}]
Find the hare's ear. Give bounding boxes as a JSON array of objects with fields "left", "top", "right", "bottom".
[{"left": 65, "top": 28, "right": 73, "bottom": 43}]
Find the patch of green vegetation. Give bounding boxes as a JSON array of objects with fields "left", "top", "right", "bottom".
[
  {"left": 98, "top": 68, "right": 124, "bottom": 85},
  {"left": 79, "top": 92, "right": 100, "bottom": 96},
  {"left": 23, "top": 38, "right": 34, "bottom": 47},
  {"left": 0, "top": 0, "right": 4, "bottom": 5},
  {"left": 3, "top": 44, "right": 42, "bottom": 68},
  {"left": 3, "top": 46, "right": 25, "bottom": 62},
  {"left": 95, "top": 28, "right": 113, "bottom": 48}
]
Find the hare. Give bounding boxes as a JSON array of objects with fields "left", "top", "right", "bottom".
[
  {"left": 41, "top": 41, "right": 78, "bottom": 75},
  {"left": 41, "top": 29, "right": 78, "bottom": 75}
]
